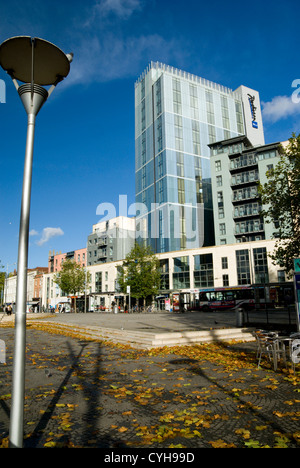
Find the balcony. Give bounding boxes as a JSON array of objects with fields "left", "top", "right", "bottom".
[
  {"left": 231, "top": 172, "right": 259, "bottom": 188},
  {"left": 229, "top": 153, "right": 258, "bottom": 172},
  {"left": 98, "top": 237, "right": 108, "bottom": 247},
  {"left": 235, "top": 221, "right": 265, "bottom": 236},
  {"left": 232, "top": 189, "right": 259, "bottom": 203},
  {"left": 233, "top": 204, "right": 261, "bottom": 220}
]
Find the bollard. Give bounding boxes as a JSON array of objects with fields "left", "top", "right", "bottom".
[{"left": 235, "top": 307, "right": 244, "bottom": 327}]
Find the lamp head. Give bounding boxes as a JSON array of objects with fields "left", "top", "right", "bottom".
[{"left": 0, "top": 36, "right": 72, "bottom": 85}]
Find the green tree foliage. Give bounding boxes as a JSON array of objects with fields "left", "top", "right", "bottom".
[
  {"left": 118, "top": 243, "right": 161, "bottom": 305},
  {"left": 259, "top": 133, "right": 300, "bottom": 275},
  {"left": 54, "top": 259, "right": 91, "bottom": 312}
]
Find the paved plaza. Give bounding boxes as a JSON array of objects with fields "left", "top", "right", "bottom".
[{"left": 0, "top": 311, "right": 299, "bottom": 449}]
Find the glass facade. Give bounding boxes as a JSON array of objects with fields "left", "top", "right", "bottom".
[{"left": 135, "top": 62, "right": 245, "bottom": 254}]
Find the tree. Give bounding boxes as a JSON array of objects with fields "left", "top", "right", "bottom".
[
  {"left": 117, "top": 243, "right": 161, "bottom": 307},
  {"left": 259, "top": 133, "right": 300, "bottom": 276},
  {"left": 54, "top": 259, "right": 91, "bottom": 312}
]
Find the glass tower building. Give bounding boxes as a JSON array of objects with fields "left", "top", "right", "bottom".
[{"left": 135, "top": 62, "right": 265, "bottom": 253}]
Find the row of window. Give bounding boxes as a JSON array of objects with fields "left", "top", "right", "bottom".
[{"left": 157, "top": 248, "right": 275, "bottom": 289}]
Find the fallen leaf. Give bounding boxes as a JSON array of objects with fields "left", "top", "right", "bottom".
[{"left": 118, "top": 426, "right": 128, "bottom": 433}]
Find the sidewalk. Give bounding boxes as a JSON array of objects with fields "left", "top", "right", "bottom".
[{"left": 0, "top": 314, "right": 299, "bottom": 449}]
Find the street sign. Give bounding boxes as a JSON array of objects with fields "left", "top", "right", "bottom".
[{"left": 294, "top": 258, "right": 300, "bottom": 272}]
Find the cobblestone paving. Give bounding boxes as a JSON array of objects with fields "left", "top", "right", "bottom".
[{"left": 0, "top": 325, "right": 299, "bottom": 448}]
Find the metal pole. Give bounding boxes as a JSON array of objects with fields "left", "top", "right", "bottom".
[{"left": 9, "top": 112, "right": 36, "bottom": 448}]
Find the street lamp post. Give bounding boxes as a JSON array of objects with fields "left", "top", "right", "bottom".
[{"left": 0, "top": 36, "right": 73, "bottom": 448}]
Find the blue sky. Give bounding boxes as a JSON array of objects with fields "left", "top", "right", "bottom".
[{"left": 0, "top": 0, "right": 299, "bottom": 271}]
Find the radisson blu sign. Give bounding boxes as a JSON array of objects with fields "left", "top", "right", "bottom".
[{"left": 247, "top": 93, "right": 258, "bottom": 129}]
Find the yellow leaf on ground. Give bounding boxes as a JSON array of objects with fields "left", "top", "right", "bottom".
[{"left": 118, "top": 426, "right": 128, "bottom": 433}]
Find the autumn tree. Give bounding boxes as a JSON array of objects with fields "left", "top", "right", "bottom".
[
  {"left": 259, "top": 133, "right": 300, "bottom": 276},
  {"left": 54, "top": 259, "right": 91, "bottom": 312},
  {"left": 117, "top": 243, "right": 161, "bottom": 307}
]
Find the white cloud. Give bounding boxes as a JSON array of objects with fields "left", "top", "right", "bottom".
[
  {"left": 94, "top": 0, "right": 143, "bottom": 19},
  {"left": 29, "top": 229, "right": 38, "bottom": 236},
  {"left": 64, "top": 0, "right": 188, "bottom": 87},
  {"left": 68, "top": 33, "right": 181, "bottom": 86},
  {"left": 262, "top": 95, "right": 300, "bottom": 122},
  {"left": 36, "top": 227, "right": 64, "bottom": 246}
]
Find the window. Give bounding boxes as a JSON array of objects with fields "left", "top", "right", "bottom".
[
  {"left": 221, "top": 257, "right": 228, "bottom": 269},
  {"left": 215, "top": 160, "right": 221, "bottom": 172},
  {"left": 216, "top": 175, "right": 222, "bottom": 187},
  {"left": 206, "top": 90, "right": 215, "bottom": 125},
  {"left": 176, "top": 152, "right": 184, "bottom": 177},
  {"left": 208, "top": 125, "right": 216, "bottom": 144},
  {"left": 218, "top": 207, "right": 224, "bottom": 219},
  {"left": 221, "top": 95, "right": 230, "bottom": 130},
  {"left": 173, "top": 78, "right": 182, "bottom": 114},
  {"left": 192, "top": 121, "right": 200, "bottom": 155},
  {"left": 235, "top": 101, "right": 244, "bottom": 134},
  {"left": 189, "top": 84, "right": 199, "bottom": 120},
  {"left": 173, "top": 256, "right": 190, "bottom": 289},
  {"left": 277, "top": 270, "right": 285, "bottom": 282},
  {"left": 157, "top": 153, "right": 164, "bottom": 178},
  {"left": 174, "top": 115, "right": 183, "bottom": 151},
  {"left": 217, "top": 191, "right": 224, "bottom": 218},
  {"left": 236, "top": 250, "right": 251, "bottom": 285},
  {"left": 253, "top": 247, "right": 269, "bottom": 284},
  {"left": 194, "top": 254, "right": 213, "bottom": 288},
  {"left": 219, "top": 223, "right": 226, "bottom": 235},
  {"left": 95, "top": 272, "right": 102, "bottom": 293},
  {"left": 156, "top": 116, "right": 163, "bottom": 152},
  {"left": 174, "top": 256, "right": 189, "bottom": 272},
  {"left": 177, "top": 178, "right": 185, "bottom": 204},
  {"left": 160, "top": 259, "right": 169, "bottom": 290},
  {"left": 222, "top": 274, "right": 229, "bottom": 287},
  {"left": 217, "top": 191, "right": 223, "bottom": 204}
]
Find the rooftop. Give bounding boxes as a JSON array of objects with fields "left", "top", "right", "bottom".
[{"left": 135, "top": 61, "right": 240, "bottom": 97}]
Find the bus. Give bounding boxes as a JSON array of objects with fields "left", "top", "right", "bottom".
[
  {"left": 188, "top": 283, "right": 294, "bottom": 312},
  {"left": 190, "top": 286, "right": 254, "bottom": 312}
]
